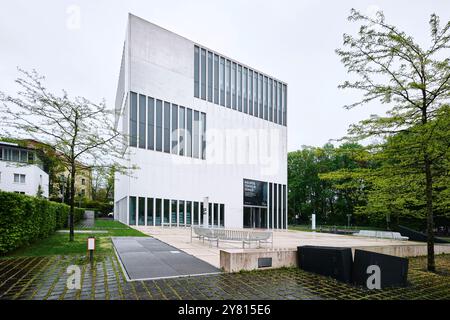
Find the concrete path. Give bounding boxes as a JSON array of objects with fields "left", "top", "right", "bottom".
[
  {"left": 111, "top": 237, "right": 220, "bottom": 281},
  {"left": 133, "top": 226, "right": 425, "bottom": 268}
]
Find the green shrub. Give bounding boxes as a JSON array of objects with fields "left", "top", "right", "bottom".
[{"left": 0, "top": 191, "right": 84, "bottom": 255}]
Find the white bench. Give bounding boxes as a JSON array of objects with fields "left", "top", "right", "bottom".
[
  {"left": 191, "top": 226, "right": 273, "bottom": 248},
  {"left": 353, "top": 230, "right": 409, "bottom": 241}
]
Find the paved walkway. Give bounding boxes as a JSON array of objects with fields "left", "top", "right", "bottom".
[
  {"left": 112, "top": 237, "right": 220, "bottom": 280},
  {"left": 0, "top": 254, "right": 448, "bottom": 300},
  {"left": 133, "top": 227, "right": 424, "bottom": 268}
]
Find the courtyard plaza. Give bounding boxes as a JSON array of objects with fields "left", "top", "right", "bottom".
[{"left": 132, "top": 226, "right": 429, "bottom": 268}]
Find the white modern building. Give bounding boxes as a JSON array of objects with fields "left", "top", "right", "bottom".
[
  {"left": 114, "top": 14, "right": 287, "bottom": 229},
  {"left": 0, "top": 141, "right": 49, "bottom": 198}
]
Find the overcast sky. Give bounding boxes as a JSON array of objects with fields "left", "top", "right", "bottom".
[{"left": 1, "top": 0, "right": 449, "bottom": 151}]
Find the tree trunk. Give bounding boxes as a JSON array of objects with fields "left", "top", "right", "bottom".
[
  {"left": 69, "top": 161, "right": 76, "bottom": 242},
  {"left": 424, "top": 154, "right": 435, "bottom": 272}
]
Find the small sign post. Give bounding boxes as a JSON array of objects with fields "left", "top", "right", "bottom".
[
  {"left": 87, "top": 236, "right": 95, "bottom": 263},
  {"left": 311, "top": 214, "right": 316, "bottom": 231}
]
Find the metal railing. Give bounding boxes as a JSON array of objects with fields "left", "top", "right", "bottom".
[{"left": 191, "top": 226, "right": 273, "bottom": 248}]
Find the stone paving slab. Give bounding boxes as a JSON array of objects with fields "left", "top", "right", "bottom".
[
  {"left": 0, "top": 252, "right": 449, "bottom": 300},
  {"left": 112, "top": 237, "right": 220, "bottom": 280}
]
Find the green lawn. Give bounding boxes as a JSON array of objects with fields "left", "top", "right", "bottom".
[{"left": 4, "top": 219, "right": 147, "bottom": 257}]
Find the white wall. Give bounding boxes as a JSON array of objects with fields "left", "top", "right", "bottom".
[
  {"left": 0, "top": 161, "right": 49, "bottom": 197},
  {"left": 114, "top": 14, "right": 287, "bottom": 229}
]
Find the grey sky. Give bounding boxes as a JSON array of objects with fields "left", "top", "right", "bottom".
[{"left": 1, "top": 0, "right": 449, "bottom": 151}]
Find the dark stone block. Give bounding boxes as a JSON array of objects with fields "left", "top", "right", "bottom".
[
  {"left": 352, "top": 249, "right": 408, "bottom": 288},
  {"left": 297, "top": 246, "right": 353, "bottom": 283}
]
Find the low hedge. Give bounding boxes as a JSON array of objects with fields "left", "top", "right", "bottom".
[{"left": 0, "top": 191, "right": 84, "bottom": 255}]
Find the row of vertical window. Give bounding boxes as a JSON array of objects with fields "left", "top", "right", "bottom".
[
  {"left": 194, "top": 45, "right": 287, "bottom": 126},
  {"left": 129, "top": 92, "right": 206, "bottom": 159},
  {"left": 268, "top": 183, "right": 287, "bottom": 230},
  {"left": 128, "top": 196, "right": 225, "bottom": 227}
]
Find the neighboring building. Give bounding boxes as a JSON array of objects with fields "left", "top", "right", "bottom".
[
  {"left": 114, "top": 14, "right": 287, "bottom": 229},
  {"left": 0, "top": 141, "right": 49, "bottom": 197},
  {"left": 54, "top": 164, "right": 92, "bottom": 200}
]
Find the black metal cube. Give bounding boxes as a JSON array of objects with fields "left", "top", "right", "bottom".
[
  {"left": 297, "top": 246, "right": 353, "bottom": 283},
  {"left": 352, "top": 249, "right": 409, "bottom": 288}
]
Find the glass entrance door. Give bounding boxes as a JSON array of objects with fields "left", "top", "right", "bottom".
[{"left": 243, "top": 207, "right": 268, "bottom": 229}]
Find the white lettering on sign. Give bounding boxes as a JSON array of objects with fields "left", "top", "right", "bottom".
[
  {"left": 88, "top": 238, "right": 95, "bottom": 250},
  {"left": 366, "top": 265, "right": 381, "bottom": 289}
]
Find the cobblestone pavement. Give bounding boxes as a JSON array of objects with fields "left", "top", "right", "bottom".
[{"left": 0, "top": 254, "right": 449, "bottom": 300}]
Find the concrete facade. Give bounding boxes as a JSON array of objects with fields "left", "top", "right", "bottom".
[{"left": 114, "top": 14, "right": 287, "bottom": 229}]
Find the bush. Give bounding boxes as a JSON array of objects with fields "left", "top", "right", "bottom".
[{"left": 0, "top": 191, "right": 84, "bottom": 255}]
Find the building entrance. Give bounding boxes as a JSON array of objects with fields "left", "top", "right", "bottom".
[{"left": 243, "top": 207, "right": 267, "bottom": 229}]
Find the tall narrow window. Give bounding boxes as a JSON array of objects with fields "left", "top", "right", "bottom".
[
  {"left": 225, "top": 60, "right": 231, "bottom": 108},
  {"left": 283, "top": 184, "right": 287, "bottom": 229},
  {"left": 171, "top": 104, "right": 178, "bottom": 154},
  {"left": 201, "top": 112, "right": 206, "bottom": 160},
  {"left": 208, "top": 51, "right": 213, "bottom": 102},
  {"left": 194, "top": 46, "right": 199, "bottom": 98},
  {"left": 278, "top": 184, "right": 282, "bottom": 229},
  {"left": 147, "top": 97, "right": 154, "bottom": 150},
  {"left": 283, "top": 84, "right": 287, "bottom": 126},
  {"left": 163, "top": 102, "right": 170, "bottom": 153},
  {"left": 269, "top": 183, "right": 273, "bottom": 229},
  {"left": 278, "top": 82, "right": 282, "bottom": 125},
  {"left": 273, "top": 184, "right": 278, "bottom": 229},
  {"left": 163, "top": 199, "right": 170, "bottom": 225},
  {"left": 179, "top": 200, "right": 185, "bottom": 227},
  {"left": 259, "top": 74, "right": 263, "bottom": 119},
  {"left": 186, "top": 201, "right": 192, "bottom": 226},
  {"left": 274, "top": 81, "right": 278, "bottom": 124},
  {"left": 138, "top": 197, "right": 145, "bottom": 226},
  {"left": 156, "top": 100, "right": 162, "bottom": 151},
  {"left": 249, "top": 70, "right": 253, "bottom": 115},
  {"left": 147, "top": 198, "right": 154, "bottom": 226},
  {"left": 138, "top": 94, "right": 146, "bottom": 149},
  {"left": 214, "top": 203, "right": 219, "bottom": 227},
  {"left": 186, "top": 108, "right": 192, "bottom": 157},
  {"left": 194, "top": 202, "right": 199, "bottom": 225},
  {"left": 201, "top": 48, "right": 206, "bottom": 100},
  {"left": 129, "top": 196, "right": 136, "bottom": 225},
  {"left": 179, "top": 107, "right": 185, "bottom": 156},
  {"left": 208, "top": 203, "right": 213, "bottom": 226},
  {"left": 264, "top": 76, "right": 268, "bottom": 120},
  {"left": 214, "top": 54, "right": 219, "bottom": 104},
  {"left": 231, "top": 62, "right": 236, "bottom": 110},
  {"left": 253, "top": 72, "right": 258, "bottom": 117},
  {"left": 171, "top": 200, "right": 177, "bottom": 226},
  {"left": 220, "top": 57, "right": 225, "bottom": 106},
  {"left": 269, "top": 79, "right": 273, "bottom": 122},
  {"left": 130, "top": 92, "right": 137, "bottom": 147},
  {"left": 193, "top": 111, "right": 200, "bottom": 158},
  {"left": 220, "top": 204, "right": 224, "bottom": 227},
  {"left": 237, "top": 65, "right": 242, "bottom": 112},
  {"left": 155, "top": 198, "right": 162, "bottom": 226},
  {"left": 200, "top": 202, "right": 204, "bottom": 225},
  {"left": 243, "top": 68, "right": 248, "bottom": 113}
]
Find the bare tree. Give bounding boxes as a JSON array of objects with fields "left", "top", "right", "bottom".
[{"left": 0, "top": 69, "right": 131, "bottom": 241}]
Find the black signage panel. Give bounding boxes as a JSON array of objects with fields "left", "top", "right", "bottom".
[{"left": 243, "top": 179, "right": 267, "bottom": 206}]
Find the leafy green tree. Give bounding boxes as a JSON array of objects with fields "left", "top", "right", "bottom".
[
  {"left": 336, "top": 9, "right": 450, "bottom": 271},
  {"left": 361, "top": 106, "right": 450, "bottom": 230},
  {"left": 288, "top": 143, "right": 370, "bottom": 226}
]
